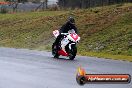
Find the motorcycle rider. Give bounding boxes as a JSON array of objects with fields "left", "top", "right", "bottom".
[{"left": 54, "top": 17, "right": 78, "bottom": 50}]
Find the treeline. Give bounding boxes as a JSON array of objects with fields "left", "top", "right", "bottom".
[{"left": 58, "top": 0, "right": 132, "bottom": 8}]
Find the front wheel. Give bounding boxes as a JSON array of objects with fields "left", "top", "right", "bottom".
[
  {"left": 69, "top": 45, "right": 77, "bottom": 60},
  {"left": 52, "top": 43, "right": 59, "bottom": 58}
]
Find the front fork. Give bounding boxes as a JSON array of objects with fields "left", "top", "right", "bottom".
[
  {"left": 65, "top": 42, "right": 76, "bottom": 54},
  {"left": 69, "top": 43, "right": 76, "bottom": 50}
]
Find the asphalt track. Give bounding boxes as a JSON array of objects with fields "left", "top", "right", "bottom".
[{"left": 0, "top": 47, "right": 132, "bottom": 88}]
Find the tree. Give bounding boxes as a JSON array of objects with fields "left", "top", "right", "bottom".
[{"left": 58, "top": 0, "right": 132, "bottom": 9}]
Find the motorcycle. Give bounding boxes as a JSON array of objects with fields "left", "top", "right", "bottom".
[{"left": 52, "top": 29, "right": 80, "bottom": 60}]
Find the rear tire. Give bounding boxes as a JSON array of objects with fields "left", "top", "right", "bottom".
[
  {"left": 52, "top": 43, "right": 59, "bottom": 58},
  {"left": 69, "top": 45, "right": 77, "bottom": 60}
]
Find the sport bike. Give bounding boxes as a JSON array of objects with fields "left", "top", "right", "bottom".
[{"left": 52, "top": 29, "right": 80, "bottom": 60}]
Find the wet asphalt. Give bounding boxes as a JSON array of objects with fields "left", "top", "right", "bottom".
[{"left": 0, "top": 47, "right": 132, "bottom": 88}]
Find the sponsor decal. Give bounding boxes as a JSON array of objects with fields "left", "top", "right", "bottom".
[{"left": 76, "top": 67, "right": 131, "bottom": 85}]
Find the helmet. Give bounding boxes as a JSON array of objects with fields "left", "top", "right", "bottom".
[{"left": 68, "top": 17, "right": 75, "bottom": 24}]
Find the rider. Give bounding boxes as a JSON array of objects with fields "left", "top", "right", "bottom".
[{"left": 54, "top": 17, "right": 78, "bottom": 50}]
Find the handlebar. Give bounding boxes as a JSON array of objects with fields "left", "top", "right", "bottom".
[{"left": 61, "top": 33, "right": 69, "bottom": 35}]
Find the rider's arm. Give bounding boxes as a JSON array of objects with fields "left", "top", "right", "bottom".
[
  {"left": 59, "top": 24, "right": 66, "bottom": 34},
  {"left": 73, "top": 25, "right": 78, "bottom": 34}
]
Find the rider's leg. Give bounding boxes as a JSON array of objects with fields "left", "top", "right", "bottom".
[{"left": 54, "top": 35, "right": 63, "bottom": 50}]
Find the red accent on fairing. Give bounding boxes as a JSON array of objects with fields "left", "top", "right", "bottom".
[
  {"left": 58, "top": 50, "right": 68, "bottom": 56},
  {"left": 70, "top": 33, "right": 79, "bottom": 41}
]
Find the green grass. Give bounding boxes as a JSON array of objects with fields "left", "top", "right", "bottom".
[
  {"left": 79, "top": 51, "right": 132, "bottom": 62},
  {"left": 0, "top": 3, "right": 132, "bottom": 61},
  {"left": 79, "top": 12, "right": 132, "bottom": 55}
]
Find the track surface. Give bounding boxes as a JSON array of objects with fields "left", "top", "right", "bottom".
[{"left": 0, "top": 47, "right": 132, "bottom": 88}]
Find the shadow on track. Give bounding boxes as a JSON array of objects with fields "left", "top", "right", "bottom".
[{"left": 51, "top": 57, "right": 78, "bottom": 62}]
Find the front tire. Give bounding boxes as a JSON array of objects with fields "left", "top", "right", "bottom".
[
  {"left": 52, "top": 43, "right": 59, "bottom": 58},
  {"left": 69, "top": 45, "right": 77, "bottom": 60}
]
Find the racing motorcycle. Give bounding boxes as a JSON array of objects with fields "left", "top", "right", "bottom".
[{"left": 52, "top": 29, "right": 80, "bottom": 60}]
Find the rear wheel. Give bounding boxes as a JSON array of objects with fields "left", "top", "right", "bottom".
[
  {"left": 69, "top": 45, "right": 77, "bottom": 60},
  {"left": 52, "top": 43, "right": 59, "bottom": 58}
]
